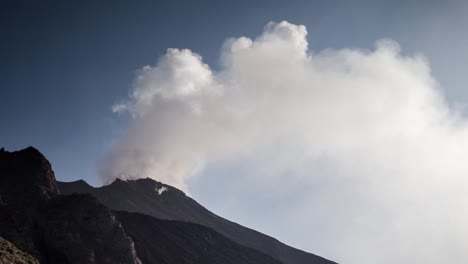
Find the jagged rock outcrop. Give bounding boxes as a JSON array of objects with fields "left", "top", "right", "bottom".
[
  {"left": 0, "top": 147, "right": 60, "bottom": 258},
  {"left": 0, "top": 147, "right": 141, "bottom": 264},
  {"left": 0, "top": 147, "right": 59, "bottom": 206}
]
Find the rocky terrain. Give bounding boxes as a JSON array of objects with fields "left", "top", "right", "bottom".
[
  {"left": 60, "top": 178, "right": 335, "bottom": 264},
  {"left": 0, "top": 146, "right": 336, "bottom": 264},
  {"left": 117, "top": 211, "right": 282, "bottom": 264},
  {"left": 0, "top": 147, "right": 141, "bottom": 264},
  {"left": 0, "top": 236, "right": 39, "bottom": 264}
]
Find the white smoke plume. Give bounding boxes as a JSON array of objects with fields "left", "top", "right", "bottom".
[{"left": 101, "top": 21, "right": 468, "bottom": 264}]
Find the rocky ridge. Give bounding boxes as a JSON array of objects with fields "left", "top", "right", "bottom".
[{"left": 0, "top": 147, "right": 307, "bottom": 264}]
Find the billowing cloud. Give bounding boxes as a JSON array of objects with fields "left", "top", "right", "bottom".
[{"left": 101, "top": 21, "right": 468, "bottom": 264}]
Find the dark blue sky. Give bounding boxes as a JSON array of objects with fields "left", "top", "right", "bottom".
[{"left": 1, "top": 0, "right": 467, "bottom": 184}]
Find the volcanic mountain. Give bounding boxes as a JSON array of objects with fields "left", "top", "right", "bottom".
[
  {"left": 59, "top": 179, "right": 335, "bottom": 264},
  {"left": 0, "top": 146, "right": 336, "bottom": 264}
]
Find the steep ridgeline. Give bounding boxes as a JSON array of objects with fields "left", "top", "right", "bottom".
[
  {"left": 59, "top": 178, "right": 337, "bottom": 264},
  {"left": 0, "top": 147, "right": 290, "bottom": 264},
  {"left": 0, "top": 147, "right": 141, "bottom": 264}
]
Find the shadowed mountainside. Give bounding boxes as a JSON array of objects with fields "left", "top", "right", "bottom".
[
  {"left": 1, "top": 146, "right": 309, "bottom": 264},
  {"left": 117, "top": 211, "right": 282, "bottom": 264},
  {"left": 59, "top": 178, "right": 336, "bottom": 264},
  {"left": 0, "top": 147, "right": 59, "bottom": 207},
  {"left": 0, "top": 147, "right": 141, "bottom": 264}
]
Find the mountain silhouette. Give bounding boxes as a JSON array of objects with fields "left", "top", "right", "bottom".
[
  {"left": 0, "top": 146, "right": 336, "bottom": 263},
  {"left": 59, "top": 178, "right": 335, "bottom": 264}
]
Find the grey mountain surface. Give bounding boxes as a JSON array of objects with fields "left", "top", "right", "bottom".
[
  {"left": 116, "top": 211, "right": 283, "bottom": 264},
  {"left": 0, "top": 147, "right": 305, "bottom": 263},
  {"left": 59, "top": 178, "right": 336, "bottom": 264}
]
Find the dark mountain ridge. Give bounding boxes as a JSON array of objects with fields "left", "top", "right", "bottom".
[
  {"left": 59, "top": 177, "right": 336, "bottom": 264},
  {"left": 0, "top": 147, "right": 142, "bottom": 264},
  {"left": 0, "top": 146, "right": 314, "bottom": 263},
  {"left": 0, "top": 147, "right": 59, "bottom": 206}
]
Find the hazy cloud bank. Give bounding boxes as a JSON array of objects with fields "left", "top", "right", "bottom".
[{"left": 101, "top": 21, "right": 468, "bottom": 264}]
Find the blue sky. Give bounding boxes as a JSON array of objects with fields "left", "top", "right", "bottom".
[
  {"left": 2, "top": 0, "right": 467, "bottom": 185},
  {"left": 2, "top": 1, "right": 468, "bottom": 263}
]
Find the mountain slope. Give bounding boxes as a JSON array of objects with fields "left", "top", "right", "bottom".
[
  {"left": 117, "top": 211, "right": 282, "bottom": 264},
  {"left": 59, "top": 178, "right": 336, "bottom": 264},
  {"left": 0, "top": 147, "right": 142, "bottom": 264},
  {"left": 1, "top": 146, "right": 292, "bottom": 264},
  {"left": 34, "top": 194, "right": 142, "bottom": 264},
  {"left": 0, "top": 236, "right": 39, "bottom": 264}
]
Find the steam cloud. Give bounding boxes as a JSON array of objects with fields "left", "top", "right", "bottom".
[{"left": 101, "top": 21, "right": 468, "bottom": 264}]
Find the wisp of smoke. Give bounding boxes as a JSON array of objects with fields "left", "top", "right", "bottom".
[{"left": 101, "top": 21, "right": 468, "bottom": 264}]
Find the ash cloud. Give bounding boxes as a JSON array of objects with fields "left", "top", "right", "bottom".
[{"left": 101, "top": 21, "right": 468, "bottom": 263}]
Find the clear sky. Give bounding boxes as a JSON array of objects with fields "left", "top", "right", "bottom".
[{"left": 2, "top": 1, "right": 468, "bottom": 263}]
